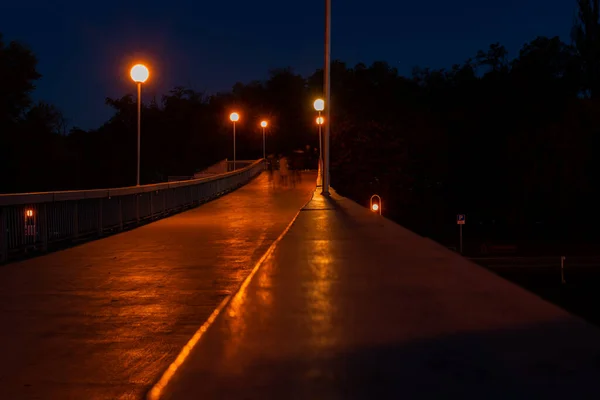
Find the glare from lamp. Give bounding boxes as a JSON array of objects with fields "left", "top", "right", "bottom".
[{"left": 130, "top": 64, "right": 149, "bottom": 83}]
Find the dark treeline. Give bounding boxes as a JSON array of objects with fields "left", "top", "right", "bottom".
[{"left": 2, "top": 1, "right": 600, "bottom": 249}]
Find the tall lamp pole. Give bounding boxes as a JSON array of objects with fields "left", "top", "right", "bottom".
[
  {"left": 316, "top": 116, "right": 324, "bottom": 163},
  {"left": 229, "top": 112, "right": 240, "bottom": 170},
  {"left": 130, "top": 64, "right": 149, "bottom": 186},
  {"left": 313, "top": 99, "right": 325, "bottom": 178},
  {"left": 323, "top": 0, "right": 331, "bottom": 195},
  {"left": 260, "top": 120, "right": 268, "bottom": 161}
]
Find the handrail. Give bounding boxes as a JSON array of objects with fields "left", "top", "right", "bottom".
[
  {"left": 0, "top": 159, "right": 264, "bottom": 262},
  {"left": 0, "top": 160, "right": 262, "bottom": 206}
]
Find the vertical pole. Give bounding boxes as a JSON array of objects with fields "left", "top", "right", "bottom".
[
  {"left": 459, "top": 224, "right": 463, "bottom": 254},
  {"left": 0, "top": 208, "right": 7, "bottom": 263},
  {"left": 318, "top": 125, "right": 322, "bottom": 185},
  {"left": 118, "top": 197, "right": 123, "bottom": 231},
  {"left": 233, "top": 122, "right": 236, "bottom": 171},
  {"left": 322, "top": 0, "right": 331, "bottom": 195},
  {"left": 97, "top": 198, "right": 103, "bottom": 236},
  {"left": 137, "top": 82, "right": 141, "bottom": 186},
  {"left": 318, "top": 111, "right": 322, "bottom": 164},
  {"left": 263, "top": 127, "right": 266, "bottom": 161},
  {"left": 150, "top": 191, "right": 154, "bottom": 217},
  {"left": 73, "top": 201, "right": 79, "bottom": 239},
  {"left": 40, "top": 203, "right": 48, "bottom": 252}
]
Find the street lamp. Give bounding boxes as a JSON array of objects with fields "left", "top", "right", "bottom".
[
  {"left": 229, "top": 112, "right": 240, "bottom": 170},
  {"left": 323, "top": 0, "right": 331, "bottom": 195},
  {"left": 260, "top": 120, "right": 268, "bottom": 161},
  {"left": 315, "top": 116, "right": 324, "bottom": 169},
  {"left": 130, "top": 64, "right": 149, "bottom": 186},
  {"left": 313, "top": 99, "right": 324, "bottom": 112},
  {"left": 314, "top": 99, "right": 325, "bottom": 186}
]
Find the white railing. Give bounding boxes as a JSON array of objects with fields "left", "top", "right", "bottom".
[{"left": 0, "top": 160, "right": 264, "bottom": 262}]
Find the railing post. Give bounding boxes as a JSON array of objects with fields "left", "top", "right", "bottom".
[
  {"left": 118, "top": 197, "right": 123, "bottom": 231},
  {"left": 39, "top": 203, "right": 48, "bottom": 252},
  {"left": 73, "top": 201, "right": 79, "bottom": 239},
  {"left": 0, "top": 208, "right": 7, "bottom": 263},
  {"left": 150, "top": 192, "right": 154, "bottom": 219},
  {"left": 136, "top": 195, "right": 140, "bottom": 223},
  {"left": 97, "top": 198, "right": 103, "bottom": 236}
]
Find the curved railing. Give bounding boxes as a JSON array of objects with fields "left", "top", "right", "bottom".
[{"left": 0, "top": 160, "right": 264, "bottom": 262}]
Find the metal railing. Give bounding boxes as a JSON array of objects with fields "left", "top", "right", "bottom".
[
  {"left": 226, "top": 160, "right": 258, "bottom": 172},
  {"left": 0, "top": 159, "right": 264, "bottom": 263}
]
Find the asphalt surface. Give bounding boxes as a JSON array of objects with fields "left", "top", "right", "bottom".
[
  {"left": 157, "top": 188, "right": 600, "bottom": 400},
  {"left": 0, "top": 171, "right": 316, "bottom": 400}
]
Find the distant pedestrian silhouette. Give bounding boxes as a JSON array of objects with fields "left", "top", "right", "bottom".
[
  {"left": 279, "top": 156, "right": 289, "bottom": 188},
  {"left": 267, "top": 158, "right": 274, "bottom": 184}
]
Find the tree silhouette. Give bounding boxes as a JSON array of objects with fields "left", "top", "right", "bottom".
[
  {"left": 572, "top": 0, "right": 600, "bottom": 98},
  {"left": 1, "top": 25, "right": 599, "bottom": 251}
]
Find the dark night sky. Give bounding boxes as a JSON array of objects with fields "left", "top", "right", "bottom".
[{"left": 1, "top": 0, "right": 573, "bottom": 130}]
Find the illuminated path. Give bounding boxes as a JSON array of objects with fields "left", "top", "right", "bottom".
[
  {"left": 155, "top": 188, "right": 600, "bottom": 399},
  {"left": 0, "top": 172, "right": 316, "bottom": 400}
]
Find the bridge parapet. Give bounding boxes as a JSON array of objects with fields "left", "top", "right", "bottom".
[{"left": 0, "top": 160, "right": 264, "bottom": 262}]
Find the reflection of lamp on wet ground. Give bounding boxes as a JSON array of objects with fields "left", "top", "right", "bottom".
[
  {"left": 130, "top": 64, "right": 150, "bottom": 186},
  {"left": 370, "top": 195, "right": 382, "bottom": 215},
  {"left": 229, "top": 112, "right": 240, "bottom": 169}
]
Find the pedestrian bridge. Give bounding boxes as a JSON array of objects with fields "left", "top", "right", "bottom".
[{"left": 1, "top": 160, "right": 600, "bottom": 399}]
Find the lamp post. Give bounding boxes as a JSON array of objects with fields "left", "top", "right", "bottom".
[
  {"left": 130, "top": 64, "right": 149, "bottom": 186},
  {"left": 323, "top": 0, "right": 331, "bottom": 195},
  {"left": 260, "top": 120, "right": 268, "bottom": 161},
  {"left": 314, "top": 98, "right": 325, "bottom": 186},
  {"left": 229, "top": 112, "right": 240, "bottom": 170},
  {"left": 315, "top": 116, "right": 324, "bottom": 165}
]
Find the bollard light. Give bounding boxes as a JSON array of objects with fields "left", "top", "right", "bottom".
[
  {"left": 25, "top": 209, "right": 34, "bottom": 218},
  {"left": 370, "top": 194, "right": 382, "bottom": 215}
]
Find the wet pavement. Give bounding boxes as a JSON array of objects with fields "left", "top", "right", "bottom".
[
  {"left": 0, "top": 171, "right": 316, "bottom": 400},
  {"left": 158, "top": 188, "right": 600, "bottom": 400}
]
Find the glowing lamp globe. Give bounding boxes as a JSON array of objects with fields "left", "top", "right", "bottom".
[
  {"left": 313, "top": 98, "right": 325, "bottom": 112},
  {"left": 372, "top": 204, "right": 379, "bottom": 212},
  {"left": 230, "top": 112, "right": 240, "bottom": 122},
  {"left": 316, "top": 116, "right": 325, "bottom": 125},
  {"left": 260, "top": 120, "right": 268, "bottom": 128},
  {"left": 130, "top": 64, "right": 149, "bottom": 83}
]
